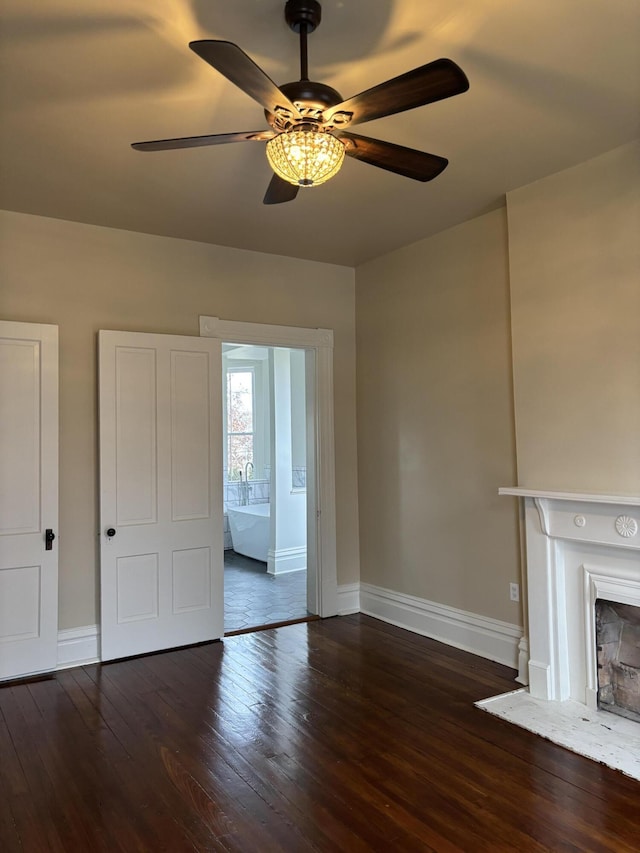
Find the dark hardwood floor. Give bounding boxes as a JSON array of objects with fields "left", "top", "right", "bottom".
[{"left": 1, "top": 615, "right": 639, "bottom": 852}]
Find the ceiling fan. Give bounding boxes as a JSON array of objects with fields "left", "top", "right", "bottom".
[{"left": 132, "top": 0, "right": 469, "bottom": 204}]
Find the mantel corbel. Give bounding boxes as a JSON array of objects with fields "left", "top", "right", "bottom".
[{"left": 532, "top": 497, "right": 551, "bottom": 536}]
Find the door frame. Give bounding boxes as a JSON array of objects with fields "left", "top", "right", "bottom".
[{"left": 200, "top": 316, "right": 338, "bottom": 618}]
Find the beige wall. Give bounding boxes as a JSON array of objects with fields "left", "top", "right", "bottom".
[
  {"left": 0, "top": 211, "right": 359, "bottom": 629},
  {"left": 507, "top": 141, "right": 640, "bottom": 493},
  {"left": 3, "top": 141, "right": 636, "bottom": 641},
  {"left": 355, "top": 208, "right": 522, "bottom": 624}
]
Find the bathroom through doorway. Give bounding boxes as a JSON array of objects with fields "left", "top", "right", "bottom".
[
  {"left": 222, "top": 343, "right": 312, "bottom": 633},
  {"left": 199, "top": 315, "right": 338, "bottom": 630}
]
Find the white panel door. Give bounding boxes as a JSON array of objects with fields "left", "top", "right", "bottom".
[
  {"left": 99, "top": 331, "right": 223, "bottom": 661},
  {"left": 0, "top": 321, "right": 58, "bottom": 680}
]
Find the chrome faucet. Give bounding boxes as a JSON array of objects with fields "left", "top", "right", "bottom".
[{"left": 238, "top": 465, "right": 253, "bottom": 505}]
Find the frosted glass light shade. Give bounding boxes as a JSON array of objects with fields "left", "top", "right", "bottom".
[{"left": 266, "top": 129, "right": 345, "bottom": 187}]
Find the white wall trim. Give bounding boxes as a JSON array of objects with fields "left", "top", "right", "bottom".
[
  {"left": 515, "top": 636, "right": 530, "bottom": 685},
  {"left": 199, "top": 317, "right": 333, "bottom": 350},
  {"left": 57, "top": 625, "right": 100, "bottom": 669},
  {"left": 337, "top": 583, "right": 360, "bottom": 615},
  {"left": 360, "top": 583, "right": 523, "bottom": 669},
  {"left": 55, "top": 589, "right": 522, "bottom": 671},
  {"left": 267, "top": 546, "right": 306, "bottom": 575}
]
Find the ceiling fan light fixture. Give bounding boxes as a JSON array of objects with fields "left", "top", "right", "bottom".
[
  {"left": 266, "top": 127, "right": 345, "bottom": 187},
  {"left": 132, "top": 1, "right": 470, "bottom": 204}
]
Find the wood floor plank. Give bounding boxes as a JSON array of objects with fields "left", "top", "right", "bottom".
[
  {"left": 0, "top": 707, "right": 27, "bottom": 852},
  {"left": 93, "top": 655, "right": 317, "bottom": 852},
  {"left": 0, "top": 686, "right": 81, "bottom": 852},
  {"left": 1, "top": 614, "right": 639, "bottom": 851},
  {"left": 69, "top": 665, "right": 215, "bottom": 851},
  {"left": 144, "top": 667, "right": 349, "bottom": 852},
  {"left": 165, "top": 652, "right": 440, "bottom": 850},
  {"left": 223, "top": 633, "right": 551, "bottom": 850},
  {"left": 188, "top": 624, "right": 640, "bottom": 849}
]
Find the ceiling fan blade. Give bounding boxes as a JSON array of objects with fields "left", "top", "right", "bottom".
[
  {"left": 190, "top": 40, "right": 301, "bottom": 120},
  {"left": 131, "top": 130, "right": 275, "bottom": 152},
  {"left": 263, "top": 174, "right": 299, "bottom": 205},
  {"left": 323, "top": 59, "right": 468, "bottom": 128},
  {"left": 338, "top": 132, "right": 448, "bottom": 182}
]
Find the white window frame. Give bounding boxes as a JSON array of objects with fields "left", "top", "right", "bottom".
[{"left": 222, "top": 355, "right": 271, "bottom": 481}]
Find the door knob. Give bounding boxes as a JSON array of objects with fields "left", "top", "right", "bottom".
[
  {"left": 45, "top": 528, "right": 56, "bottom": 550},
  {"left": 106, "top": 528, "right": 116, "bottom": 538}
]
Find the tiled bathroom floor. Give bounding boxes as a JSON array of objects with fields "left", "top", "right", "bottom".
[{"left": 224, "top": 550, "right": 309, "bottom": 633}]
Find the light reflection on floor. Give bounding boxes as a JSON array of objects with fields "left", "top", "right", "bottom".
[{"left": 224, "top": 549, "right": 308, "bottom": 633}]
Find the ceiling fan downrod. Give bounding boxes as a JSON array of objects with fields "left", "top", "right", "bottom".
[{"left": 285, "top": 0, "right": 322, "bottom": 82}]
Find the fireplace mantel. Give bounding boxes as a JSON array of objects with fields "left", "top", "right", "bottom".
[
  {"left": 500, "top": 487, "right": 640, "bottom": 706},
  {"left": 499, "top": 487, "right": 640, "bottom": 507}
]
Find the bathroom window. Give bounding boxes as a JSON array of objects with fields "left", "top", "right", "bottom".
[
  {"left": 222, "top": 347, "right": 270, "bottom": 481},
  {"left": 226, "top": 368, "right": 254, "bottom": 480}
]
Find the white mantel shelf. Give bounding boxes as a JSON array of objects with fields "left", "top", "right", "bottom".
[{"left": 499, "top": 487, "right": 640, "bottom": 507}]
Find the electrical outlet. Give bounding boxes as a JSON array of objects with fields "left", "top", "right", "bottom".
[{"left": 509, "top": 582, "right": 520, "bottom": 602}]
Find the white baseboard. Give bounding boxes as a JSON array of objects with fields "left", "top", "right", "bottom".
[
  {"left": 337, "top": 582, "right": 360, "bottom": 615},
  {"left": 267, "top": 546, "right": 306, "bottom": 575},
  {"left": 359, "top": 583, "right": 523, "bottom": 669},
  {"left": 57, "top": 624, "right": 100, "bottom": 669},
  {"left": 54, "top": 587, "right": 522, "bottom": 672}
]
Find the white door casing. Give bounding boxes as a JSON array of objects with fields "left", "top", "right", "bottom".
[
  {"left": 99, "top": 331, "right": 223, "bottom": 661},
  {"left": 0, "top": 321, "right": 58, "bottom": 680},
  {"left": 200, "top": 316, "right": 338, "bottom": 618}
]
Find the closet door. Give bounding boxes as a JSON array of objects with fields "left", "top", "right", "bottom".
[
  {"left": 0, "top": 321, "right": 58, "bottom": 680},
  {"left": 99, "top": 331, "right": 223, "bottom": 661}
]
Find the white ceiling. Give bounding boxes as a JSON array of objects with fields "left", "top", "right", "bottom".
[{"left": 1, "top": 0, "right": 638, "bottom": 267}]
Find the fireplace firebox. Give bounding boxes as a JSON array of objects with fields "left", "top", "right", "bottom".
[{"left": 596, "top": 599, "right": 640, "bottom": 723}]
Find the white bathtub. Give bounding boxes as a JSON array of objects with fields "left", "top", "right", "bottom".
[{"left": 227, "top": 503, "right": 270, "bottom": 563}]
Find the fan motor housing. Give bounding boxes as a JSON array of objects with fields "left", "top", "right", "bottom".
[{"left": 266, "top": 80, "right": 343, "bottom": 130}]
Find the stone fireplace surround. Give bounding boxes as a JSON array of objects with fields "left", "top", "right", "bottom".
[{"left": 477, "top": 489, "right": 640, "bottom": 778}]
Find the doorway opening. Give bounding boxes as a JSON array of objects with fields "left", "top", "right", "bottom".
[
  {"left": 200, "top": 315, "right": 338, "bottom": 629},
  {"left": 222, "top": 343, "right": 313, "bottom": 633}
]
